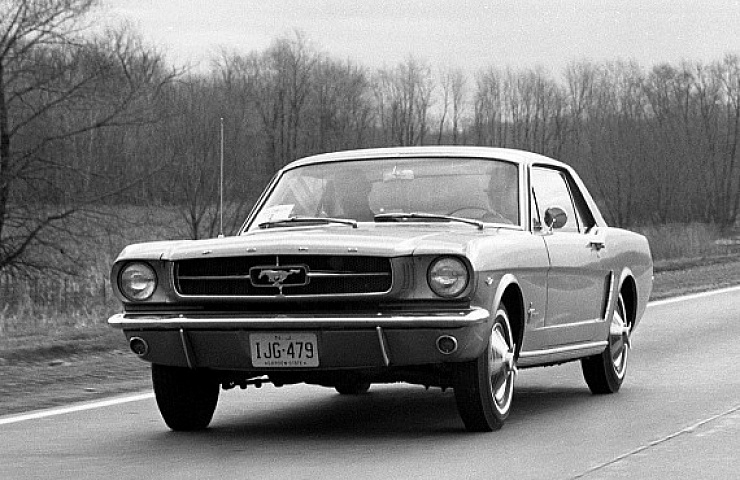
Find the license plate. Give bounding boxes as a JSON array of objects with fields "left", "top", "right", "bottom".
[{"left": 250, "top": 333, "right": 319, "bottom": 368}]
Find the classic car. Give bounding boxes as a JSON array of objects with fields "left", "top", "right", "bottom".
[{"left": 109, "top": 146, "right": 653, "bottom": 432}]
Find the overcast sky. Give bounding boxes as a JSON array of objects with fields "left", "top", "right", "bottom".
[{"left": 102, "top": 0, "right": 740, "bottom": 75}]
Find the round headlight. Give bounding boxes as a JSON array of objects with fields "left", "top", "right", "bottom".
[
  {"left": 120, "top": 262, "right": 157, "bottom": 301},
  {"left": 427, "top": 257, "right": 469, "bottom": 298}
]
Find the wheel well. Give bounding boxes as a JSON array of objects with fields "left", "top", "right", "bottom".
[
  {"left": 500, "top": 285, "right": 525, "bottom": 357},
  {"left": 620, "top": 276, "right": 638, "bottom": 326}
]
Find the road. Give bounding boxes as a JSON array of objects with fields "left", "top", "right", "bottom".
[{"left": 1, "top": 287, "right": 739, "bottom": 480}]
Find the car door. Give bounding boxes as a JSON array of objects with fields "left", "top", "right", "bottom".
[{"left": 530, "top": 166, "right": 611, "bottom": 346}]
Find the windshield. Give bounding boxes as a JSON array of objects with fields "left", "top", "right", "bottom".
[{"left": 246, "top": 157, "right": 520, "bottom": 231}]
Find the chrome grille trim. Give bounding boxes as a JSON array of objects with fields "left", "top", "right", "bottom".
[
  {"left": 177, "top": 275, "right": 251, "bottom": 281},
  {"left": 308, "top": 272, "right": 390, "bottom": 278},
  {"left": 173, "top": 255, "right": 394, "bottom": 298}
]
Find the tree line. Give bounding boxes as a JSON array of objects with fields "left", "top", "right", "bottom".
[
  {"left": 108, "top": 39, "right": 740, "bottom": 231},
  {"left": 1, "top": 1, "right": 739, "bottom": 274}
]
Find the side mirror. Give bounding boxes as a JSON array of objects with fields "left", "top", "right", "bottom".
[{"left": 544, "top": 206, "right": 568, "bottom": 230}]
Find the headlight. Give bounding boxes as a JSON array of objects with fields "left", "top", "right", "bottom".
[
  {"left": 427, "top": 257, "right": 469, "bottom": 298},
  {"left": 119, "top": 262, "right": 157, "bottom": 301}
]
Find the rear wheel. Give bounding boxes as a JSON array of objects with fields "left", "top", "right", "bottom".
[
  {"left": 152, "top": 364, "right": 219, "bottom": 431},
  {"left": 582, "top": 292, "right": 630, "bottom": 394},
  {"left": 454, "top": 304, "right": 516, "bottom": 432}
]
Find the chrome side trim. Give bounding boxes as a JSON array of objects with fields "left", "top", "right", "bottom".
[
  {"left": 517, "top": 341, "right": 607, "bottom": 367},
  {"left": 376, "top": 327, "right": 391, "bottom": 366},
  {"left": 540, "top": 318, "right": 604, "bottom": 330},
  {"left": 603, "top": 271, "right": 615, "bottom": 321}
]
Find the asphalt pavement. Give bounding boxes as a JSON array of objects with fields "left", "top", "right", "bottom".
[{"left": 1, "top": 287, "right": 739, "bottom": 480}]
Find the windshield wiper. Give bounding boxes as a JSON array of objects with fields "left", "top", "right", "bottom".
[
  {"left": 374, "top": 212, "right": 484, "bottom": 230},
  {"left": 258, "top": 216, "right": 358, "bottom": 229}
]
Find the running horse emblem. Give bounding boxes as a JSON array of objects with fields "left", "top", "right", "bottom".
[{"left": 259, "top": 269, "right": 303, "bottom": 289}]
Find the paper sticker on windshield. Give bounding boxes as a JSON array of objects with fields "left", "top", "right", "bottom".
[
  {"left": 383, "top": 166, "right": 414, "bottom": 182},
  {"left": 255, "top": 204, "right": 294, "bottom": 225}
]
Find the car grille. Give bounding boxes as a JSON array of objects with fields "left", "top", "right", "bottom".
[{"left": 174, "top": 255, "right": 393, "bottom": 297}]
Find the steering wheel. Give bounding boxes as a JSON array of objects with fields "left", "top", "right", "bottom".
[
  {"left": 448, "top": 206, "right": 511, "bottom": 224},
  {"left": 447, "top": 206, "right": 491, "bottom": 217}
]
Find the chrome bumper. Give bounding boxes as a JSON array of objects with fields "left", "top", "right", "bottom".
[
  {"left": 108, "top": 308, "right": 492, "bottom": 370},
  {"left": 108, "top": 308, "right": 490, "bottom": 330}
]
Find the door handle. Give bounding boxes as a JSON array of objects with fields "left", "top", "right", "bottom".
[{"left": 588, "top": 238, "right": 606, "bottom": 251}]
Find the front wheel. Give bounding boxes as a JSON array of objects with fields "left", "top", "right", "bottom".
[
  {"left": 152, "top": 364, "right": 220, "bottom": 431},
  {"left": 581, "top": 292, "right": 630, "bottom": 394},
  {"left": 454, "top": 304, "right": 516, "bottom": 432}
]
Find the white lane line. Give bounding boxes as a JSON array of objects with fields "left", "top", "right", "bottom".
[
  {"left": 1, "top": 286, "right": 738, "bottom": 426},
  {"left": 570, "top": 403, "right": 740, "bottom": 479},
  {"left": 0, "top": 392, "right": 154, "bottom": 426},
  {"left": 648, "top": 285, "right": 740, "bottom": 308}
]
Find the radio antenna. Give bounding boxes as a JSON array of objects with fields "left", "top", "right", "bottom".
[{"left": 218, "top": 117, "right": 224, "bottom": 238}]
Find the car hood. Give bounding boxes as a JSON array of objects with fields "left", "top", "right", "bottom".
[{"left": 116, "top": 224, "right": 518, "bottom": 262}]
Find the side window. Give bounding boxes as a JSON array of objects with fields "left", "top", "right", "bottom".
[
  {"left": 530, "top": 167, "right": 580, "bottom": 233},
  {"left": 565, "top": 175, "right": 596, "bottom": 231}
]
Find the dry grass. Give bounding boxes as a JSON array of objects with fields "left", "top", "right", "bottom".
[
  {"left": 0, "top": 205, "right": 185, "bottom": 337},
  {"left": 634, "top": 222, "right": 737, "bottom": 260}
]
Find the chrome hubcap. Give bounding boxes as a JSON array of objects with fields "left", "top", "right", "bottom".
[
  {"left": 609, "top": 296, "right": 630, "bottom": 379},
  {"left": 488, "top": 310, "right": 516, "bottom": 412}
]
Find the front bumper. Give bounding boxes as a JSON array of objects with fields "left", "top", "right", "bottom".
[{"left": 108, "top": 309, "right": 492, "bottom": 371}]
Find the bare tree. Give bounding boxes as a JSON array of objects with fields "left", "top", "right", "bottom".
[
  {"left": 309, "top": 57, "right": 373, "bottom": 152},
  {"left": 449, "top": 68, "right": 467, "bottom": 145},
  {"left": 232, "top": 32, "right": 318, "bottom": 172},
  {"left": 575, "top": 61, "right": 650, "bottom": 225},
  {"left": 473, "top": 67, "right": 504, "bottom": 146},
  {"left": 0, "top": 0, "right": 174, "bottom": 273},
  {"left": 436, "top": 67, "right": 467, "bottom": 145},
  {"left": 373, "top": 57, "right": 434, "bottom": 146},
  {"left": 436, "top": 68, "right": 452, "bottom": 144},
  {"left": 709, "top": 55, "right": 740, "bottom": 229},
  {"left": 162, "top": 78, "right": 221, "bottom": 240}
]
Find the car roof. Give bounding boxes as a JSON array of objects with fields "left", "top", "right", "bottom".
[{"left": 283, "top": 146, "right": 568, "bottom": 171}]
